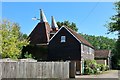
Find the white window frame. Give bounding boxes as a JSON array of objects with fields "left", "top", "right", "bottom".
[
  {"left": 61, "top": 36, "right": 66, "bottom": 43},
  {"left": 89, "top": 47, "right": 93, "bottom": 54},
  {"left": 89, "top": 48, "right": 91, "bottom": 54},
  {"left": 87, "top": 46, "right": 89, "bottom": 54},
  {"left": 81, "top": 44, "right": 84, "bottom": 53}
]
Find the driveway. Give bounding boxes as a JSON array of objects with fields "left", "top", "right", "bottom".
[{"left": 75, "top": 70, "right": 119, "bottom": 79}]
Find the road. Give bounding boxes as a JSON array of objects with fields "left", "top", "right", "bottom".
[{"left": 76, "top": 70, "right": 119, "bottom": 79}]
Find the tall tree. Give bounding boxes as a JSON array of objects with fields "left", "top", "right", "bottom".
[
  {"left": 106, "top": 1, "right": 120, "bottom": 69},
  {"left": 0, "top": 20, "right": 29, "bottom": 59},
  {"left": 106, "top": 2, "right": 120, "bottom": 38},
  {"left": 57, "top": 21, "right": 78, "bottom": 32}
]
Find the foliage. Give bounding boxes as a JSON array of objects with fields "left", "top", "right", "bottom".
[
  {"left": 105, "top": 65, "right": 109, "bottom": 71},
  {"left": 20, "top": 33, "right": 28, "bottom": 40},
  {"left": 111, "top": 38, "right": 120, "bottom": 69},
  {"left": 105, "top": 2, "right": 120, "bottom": 37},
  {"left": 106, "top": 1, "right": 120, "bottom": 69},
  {"left": 80, "top": 33, "right": 119, "bottom": 69},
  {"left": 0, "top": 20, "right": 29, "bottom": 59},
  {"left": 57, "top": 21, "right": 78, "bottom": 32},
  {"left": 80, "top": 33, "right": 116, "bottom": 50},
  {"left": 84, "top": 60, "right": 97, "bottom": 66},
  {"left": 100, "top": 64, "right": 106, "bottom": 71},
  {"left": 84, "top": 60, "right": 98, "bottom": 74},
  {"left": 22, "top": 45, "right": 48, "bottom": 61},
  {"left": 84, "top": 67, "right": 94, "bottom": 75},
  {"left": 84, "top": 60, "right": 108, "bottom": 75},
  {"left": 24, "top": 52, "right": 33, "bottom": 58}
]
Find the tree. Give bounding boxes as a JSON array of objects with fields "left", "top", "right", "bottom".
[
  {"left": 106, "top": 1, "right": 120, "bottom": 69},
  {"left": 80, "top": 33, "right": 116, "bottom": 50},
  {"left": 106, "top": 2, "right": 120, "bottom": 38},
  {"left": 57, "top": 21, "right": 78, "bottom": 32},
  {"left": 22, "top": 34, "right": 28, "bottom": 39},
  {"left": 0, "top": 20, "right": 29, "bottom": 59}
]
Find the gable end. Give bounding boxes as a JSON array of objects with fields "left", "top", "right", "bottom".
[{"left": 49, "top": 26, "right": 82, "bottom": 44}]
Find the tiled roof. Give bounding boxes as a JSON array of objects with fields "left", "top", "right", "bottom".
[
  {"left": 65, "top": 27, "right": 94, "bottom": 48},
  {"left": 28, "top": 22, "right": 51, "bottom": 44},
  {"left": 28, "top": 9, "right": 51, "bottom": 44},
  {"left": 95, "top": 50, "right": 111, "bottom": 58}
]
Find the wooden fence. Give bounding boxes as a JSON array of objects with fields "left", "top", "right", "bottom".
[{"left": 0, "top": 61, "right": 70, "bottom": 79}]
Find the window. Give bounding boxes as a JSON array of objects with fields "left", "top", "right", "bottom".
[
  {"left": 88, "top": 47, "right": 92, "bottom": 54},
  {"left": 87, "top": 47, "right": 89, "bottom": 54},
  {"left": 88, "top": 47, "right": 91, "bottom": 54},
  {"left": 81, "top": 44, "right": 84, "bottom": 53},
  {"left": 61, "top": 36, "right": 66, "bottom": 42}
]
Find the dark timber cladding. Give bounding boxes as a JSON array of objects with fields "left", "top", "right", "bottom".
[
  {"left": 48, "top": 27, "right": 81, "bottom": 61},
  {"left": 28, "top": 22, "right": 51, "bottom": 44}
]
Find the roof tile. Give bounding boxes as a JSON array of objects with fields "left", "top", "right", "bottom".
[
  {"left": 65, "top": 27, "right": 94, "bottom": 48},
  {"left": 95, "top": 50, "right": 111, "bottom": 58}
]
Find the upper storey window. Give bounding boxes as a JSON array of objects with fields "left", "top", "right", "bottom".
[{"left": 61, "top": 36, "right": 66, "bottom": 42}]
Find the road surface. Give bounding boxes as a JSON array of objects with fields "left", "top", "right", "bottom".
[{"left": 76, "top": 70, "right": 119, "bottom": 79}]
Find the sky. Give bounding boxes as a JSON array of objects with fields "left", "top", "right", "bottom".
[{"left": 2, "top": 2, "right": 118, "bottom": 39}]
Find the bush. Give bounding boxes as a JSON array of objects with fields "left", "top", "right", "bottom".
[
  {"left": 84, "top": 67, "right": 94, "bottom": 75},
  {"left": 100, "top": 64, "right": 106, "bottom": 71},
  {"left": 105, "top": 65, "right": 109, "bottom": 71},
  {"left": 84, "top": 60, "right": 100, "bottom": 74},
  {"left": 84, "top": 60, "right": 108, "bottom": 74},
  {"left": 24, "top": 52, "right": 33, "bottom": 58}
]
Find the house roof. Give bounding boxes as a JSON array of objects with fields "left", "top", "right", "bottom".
[
  {"left": 29, "top": 9, "right": 94, "bottom": 48},
  {"left": 49, "top": 26, "right": 94, "bottom": 48},
  {"left": 66, "top": 27, "right": 94, "bottom": 48},
  {"left": 28, "top": 22, "right": 51, "bottom": 44},
  {"left": 95, "top": 50, "right": 111, "bottom": 58},
  {"left": 28, "top": 9, "right": 51, "bottom": 44}
]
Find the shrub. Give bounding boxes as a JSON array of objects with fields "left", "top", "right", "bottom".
[
  {"left": 24, "top": 52, "right": 33, "bottom": 58},
  {"left": 105, "top": 65, "right": 109, "bottom": 71},
  {"left": 84, "top": 60, "right": 100, "bottom": 74},
  {"left": 100, "top": 64, "right": 106, "bottom": 71},
  {"left": 84, "top": 60, "right": 108, "bottom": 74},
  {"left": 84, "top": 67, "right": 94, "bottom": 75}
]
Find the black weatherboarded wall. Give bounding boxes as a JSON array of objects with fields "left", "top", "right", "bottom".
[{"left": 48, "top": 27, "right": 81, "bottom": 61}]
